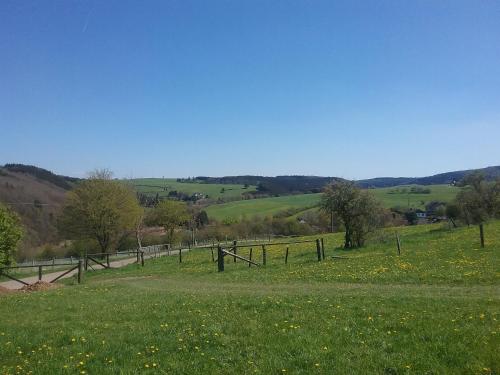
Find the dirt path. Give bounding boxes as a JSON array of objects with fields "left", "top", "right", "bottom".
[{"left": 0, "top": 249, "right": 187, "bottom": 290}]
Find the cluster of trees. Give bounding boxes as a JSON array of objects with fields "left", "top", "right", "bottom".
[
  {"left": 196, "top": 215, "right": 317, "bottom": 241},
  {"left": 56, "top": 170, "right": 211, "bottom": 254},
  {"left": 137, "top": 192, "right": 161, "bottom": 207},
  {"left": 388, "top": 186, "right": 431, "bottom": 195},
  {"left": 137, "top": 191, "right": 207, "bottom": 209},
  {"left": 167, "top": 190, "right": 207, "bottom": 202}
]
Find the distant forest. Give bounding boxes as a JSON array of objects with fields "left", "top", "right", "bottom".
[
  {"left": 183, "top": 165, "right": 500, "bottom": 195},
  {"left": 356, "top": 165, "right": 500, "bottom": 188},
  {"left": 192, "top": 175, "right": 341, "bottom": 195}
]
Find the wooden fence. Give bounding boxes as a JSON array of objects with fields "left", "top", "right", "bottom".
[
  {"left": 0, "top": 261, "right": 84, "bottom": 286},
  {"left": 215, "top": 238, "right": 326, "bottom": 272},
  {"left": 1, "top": 238, "right": 332, "bottom": 286}
]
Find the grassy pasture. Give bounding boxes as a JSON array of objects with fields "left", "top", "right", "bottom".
[
  {"left": 0, "top": 222, "right": 499, "bottom": 374},
  {"left": 205, "top": 193, "right": 320, "bottom": 221},
  {"left": 372, "top": 184, "right": 460, "bottom": 210},
  {"left": 129, "top": 178, "right": 256, "bottom": 200},
  {"left": 205, "top": 184, "right": 459, "bottom": 221}
]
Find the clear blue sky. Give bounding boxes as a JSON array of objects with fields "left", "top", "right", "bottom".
[{"left": 1, "top": 0, "right": 499, "bottom": 179}]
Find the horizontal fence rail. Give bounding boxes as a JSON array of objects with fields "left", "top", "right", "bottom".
[{"left": 0, "top": 261, "right": 83, "bottom": 286}]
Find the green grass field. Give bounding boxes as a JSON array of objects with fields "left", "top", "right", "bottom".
[
  {"left": 129, "top": 178, "right": 256, "bottom": 200},
  {"left": 1, "top": 222, "right": 498, "bottom": 374},
  {"left": 206, "top": 185, "right": 459, "bottom": 221},
  {"left": 372, "top": 184, "right": 460, "bottom": 210},
  {"left": 205, "top": 193, "right": 321, "bottom": 221}
]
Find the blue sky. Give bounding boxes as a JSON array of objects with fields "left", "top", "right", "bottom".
[{"left": 1, "top": 0, "right": 499, "bottom": 179}]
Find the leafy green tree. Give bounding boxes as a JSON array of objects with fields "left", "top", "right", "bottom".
[
  {"left": 455, "top": 173, "right": 500, "bottom": 247},
  {"left": 445, "top": 203, "right": 460, "bottom": 228},
  {"left": 58, "top": 172, "right": 143, "bottom": 254},
  {"left": 146, "top": 200, "right": 190, "bottom": 244},
  {"left": 321, "top": 181, "right": 384, "bottom": 248},
  {"left": 195, "top": 210, "right": 209, "bottom": 228},
  {"left": 404, "top": 210, "right": 418, "bottom": 225},
  {"left": 0, "top": 203, "right": 23, "bottom": 265}
]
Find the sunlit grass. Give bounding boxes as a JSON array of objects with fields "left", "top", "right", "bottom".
[{"left": 0, "top": 222, "right": 498, "bottom": 374}]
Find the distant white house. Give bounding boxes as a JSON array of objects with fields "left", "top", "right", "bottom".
[{"left": 415, "top": 210, "right": 427, "bottom": 219}]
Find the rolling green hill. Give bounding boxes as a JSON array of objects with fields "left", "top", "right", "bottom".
[
  {"left": 129, "top": 178, "right": 256, "bottom": 200},
  {"left": 372, "top": 184, "right": 460, "bottom": 209},
  {"left": 205, "top": 184, "right": 460, "bottom": 221},
  {"left": 205, "top": 193, "right": 321, "bottom": 221}
]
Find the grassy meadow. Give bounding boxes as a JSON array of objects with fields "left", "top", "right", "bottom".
[
  {"left": 206, "top": 184, "right": 459, "bottom": 221},
  {"left": 1, "top": 222, "right": 499, "bottom": 374},
  {"left": 129, "top": 178, "right": 256, "bottom": 200},
  {"left": 205, "top": 193, "right": 320, "bottom": 221},
  {"left": 372, "top": 184, "right": 460, "bottom": 210}
]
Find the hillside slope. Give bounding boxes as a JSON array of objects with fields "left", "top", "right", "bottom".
[
  {"left": 357, "top": 165, "right": 500, "bottom": 188},
  {"left": 0, "top": 166, "right": 73, "bottom": 258}
]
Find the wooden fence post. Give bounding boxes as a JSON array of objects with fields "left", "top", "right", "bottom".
[
  {"left": 396, "top": 232, "right": 401, "bottom": 255},
  {"left": 211, "top": 246, "right": 215, "bottom": 262},
  {"left": 106, "top": 253, "right": 110, "bottom": 268},
  {"left": 321, "top": 238, "right": 325, "bottom": 260},
  {"left": 38, "top": 265, "right": 42, "bottom": 281},
  {"left": 141, "top": 251, "right": 145, "bottom": 267},
  {"left": 179, "top": 248, "right": 182, "bottom": 263},
  {"left": 316, "top": 239, "right": 322, "bottom": 261},
  {"left": 249, "top": 247, "right": 253, "bottom": 268},
  {"left": 479, "top": 224, "right": 485, "bottom": 248},
  {"left": 217, "top": 245, "right": 224, "bottom": 272},
  {"left": 233, "top": 240, "right": 237, "bottom": 263},
  {"left": 77, "top": 260, "right": 83, "bottom": 284},
  {"left": 262, "top": 245, "right": 266, "bottom": 266},
  {"left": 84, "top": 256, "right": 88, "bottom": 271},
  {"left": 285, "top": 246, "right": 289, "bottom": 264}
]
